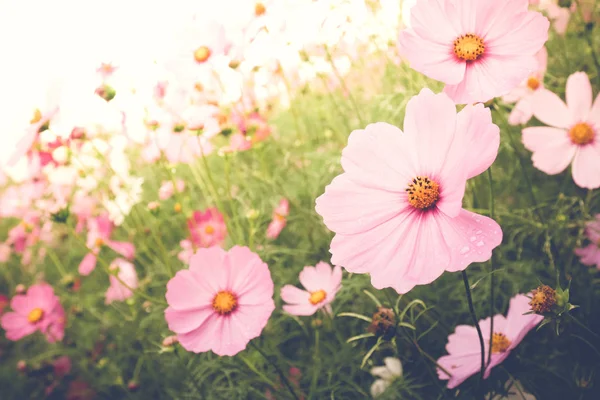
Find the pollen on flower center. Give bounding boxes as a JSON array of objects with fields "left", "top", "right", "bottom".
[
  {"left": 309, "top": 290, "right": 327, "bottom": 305},
  {"left": 30, "top": 109, "right": 43, "bottom": 124},
  {"left": 491, "top": 333, "right": 511, "bottom": 353},
  {"left": 212, "top": 291, "right": 238, "bottom": 315},
  {"left": 255, "top": 2, "right": 266, "bottom": 16},
  {"left": 204, "top": 225, "right": 215, "bottom": 234},
  {"left": 527, "top": 77, "right": 541, "bottom": 91},
  {"left": 27, "top": 307, "right": 44, "bottom": 323},
  {"left": 194, "top": 46, "right": 212, "bottom": 63},
  {"left": 568, "top": 122, "right": 595, "bottom": 145},
  {"left": 406, "top": 176, "right": 440, "bottom": 210},
  {"left": 453, "top": 34, "right": 485, "bottom": 62},
  {"left": 95, "top": 238, "right": 104, "bottom": 248}
]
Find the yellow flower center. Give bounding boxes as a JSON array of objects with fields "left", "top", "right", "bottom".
[
  {"left": 30, "top": 109, "right": 43, "bottom": 124},
  {"left": 527, "top": 77, "right": 541, "bottom": 91},
  {"left": 529, "top": 284, "right": 556, "bottom": 314},
  {"left": 212, "top": 291, "right": 238, "bottom": 314},
  {"left": 406, "top": 177, "right": 440, "bottom": 210},
  {"left": 174, "top": 203, "right": 182, "bottom": 213},
  {"left": 194, "top": 46, "right": 212, "bottom": 63},
  {"left": 453, "top": 34, "right": 485, "bottom": 62},
  {"left": 274, "top": 213, "right": 286, "bottom": 222},
  {"left": 491, "top": 333, "right": 511, "bottom": 353},
  {"left": 309, "top": 290, "right": 327, "bottom": 305},
  {"left": 95, "top": 238, "right": 104, "bottom": 248},
  {"left": 27, "top": 308, "right": 44, "bottom": 323},
  {"left": 204, "top": 225, "right": 215, "bottom": 234},
  {"left": 255, "top": 2, "right": 266, "bottom": 16},
  {"left": 568, "top": 122, "right": 595, "bottom": 145}
]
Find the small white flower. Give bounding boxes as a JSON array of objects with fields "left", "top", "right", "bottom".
[
  {"left": 487, "top": 380, "right": 536, "bottom": 400},
  {"left": 370, "top": 357, "right": 403, "bottom": 398}
]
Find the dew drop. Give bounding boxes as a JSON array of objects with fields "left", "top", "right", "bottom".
[
  {"left": 460, "top": 246, "right": 470, "bottom": 255},
  {"left": 476, "top": 241, "right": 484, "bottom": 247}
]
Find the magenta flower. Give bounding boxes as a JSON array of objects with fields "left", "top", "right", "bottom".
[
  {"left": 105, "top": 259, "right": 139, "bottom": 304},
  {"left": 1, "top": 283, "right": 66, "bottom": 343},
  {"left": 266, "top": 198, "right": 289, "bottom": 239},
  {"left": 281, "top": 262, "right": 342, "bottom": 316},
  {"left": 398, "top": 0, "right": 549, "bottom": 104},
  {"left": 187, "top": 208, "right": 228, "bottom": 248},
  {"left": 164, "top": 246, "right": 275, "bottom": 356},
  {"left": 503, "top": 47, "right": 547, "bottom": 125},
  {"left": 522, "top": 72, "right": 600, "bottom": 189},
  {"left": 575, "top": 214, "right": 600, "bottom": 269},
  {"left": 79, "top": 215, "right": 135, "bottom": 276},
  {"left": 437, "top": 294, "right": 543, "bottom": 389},
  {"left": 315, "top": 89, "right": 503, "bottom": 294}
]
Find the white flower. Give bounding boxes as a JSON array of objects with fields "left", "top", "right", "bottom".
[
  {"left": 487, "top": 380, "right": 536, "bottom": 400},
  {"left": 370, "top": 357, "right": 403, "bottom": 398}
]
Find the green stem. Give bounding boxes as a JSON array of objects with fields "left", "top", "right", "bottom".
[
  {"left": 487, "top": 168, "right": 495, "bottom": 367},
  {"left": 462, "top": 271, "right": 486, "bottom": 395},
  {"left": 249, "top": 341, "right": 299, "bottom": 400}
]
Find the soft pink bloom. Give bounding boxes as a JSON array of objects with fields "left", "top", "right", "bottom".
[
  {"left": 281, "top": 262, "right": 342, "bottom": 316},
  {"left": 437, "top": 294, "right": 543, "bottom": 389},
  {"left": 503, "top": 47, "right": 548, "bottom": 125},
  {"left": 9, "top": 108, "right": 60, "bottom": 166},
  {"left": 105, "top": 259, "right": 139, "bottom": 304},
  {"left": 178, "top": 239, "right": 194, "bottom": 264},
  {"left": 266, "top": 198, "right": 289, "bottom": 239},
  {"left": 538, "top": 1, "right": 572, "bottom": 34},
  {"left": 522, "top": 71, "right": 600, "bottom": 189},
  {"left": 1, "top": 283, "right": 66, "bottom": 343},
  {"left": 226, "top": 133, "right": 253, "bottom": 152},
  {"left": 315, "top": 89, "right": 503, "bottom": 294},
  {"left": 164, "top": 246, "right": 275, "bottom": 356},
  {"left": 233, "top": 111, "right": 272, "bottom": 144},
  {"left": 398, "top": 0, "right": 549, "bottom": 104},
  {"left": 575, "top": 214, "right": 600, "bottom": 269},
  {"left": 159, "top": 179, "right": 186, "bottom": 200},
  {"left": 187, "top": 208, "right": 228, "bottom": 248},
  {"left": 53, "top": 355, "right": 72, "bottom": 378},
  {"left": 79, "top": 215, "right": 135, "bottom": 276}
]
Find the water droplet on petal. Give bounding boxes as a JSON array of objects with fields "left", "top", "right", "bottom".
[
  {"left": 460, "top": 246, "right": 470, "bottom": 255},
  {"left": 476, "top": 241, "right": 484, "bottom": 247}
]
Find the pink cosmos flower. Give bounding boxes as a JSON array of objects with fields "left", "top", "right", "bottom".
[
  {"left": 105, "top": 259, "right": 139, "bottom": 304},
  {"left": 437, "top": 294, "right": 543, "bottom": 389},
  {"left": 159, "top": 179, "right": 186, "bottom": 200},
  {"left": 538, "top": 0, "right": 572, "bottom": 34},
  {"left": 53, "top": 355, "right": 72, "bottom": 378},
  {"left": 266, "top": 198, "right": 289, "bottom": 239},
  {"left": 522, "top": 72, "right": 600, "bottom": 189},
  {"left": 281, "top": 262, "right": 342, "bottom": 316},
  {"left": 398, "top": 0, "right": 549, "bottom": 104},
  {"left": 79, "top": 215, "right": 135, "bottom": 276},
  {"left": 187, "top": 208, "right": 228, "bottom": 248},
  {"left": 575, "top": 214, "right": 600, "bottom": 269},
  {"left": 1, "top": 283, "right": 66, "bottom": 343},
  {"left": 164, "top": 246, "right": 275, "bottom": 356},
  {"left": 315, "top": 89, "right": 503, "bottom": 294},
  {"left": 503, "top": 47, "right": 548, "bottom": 125}
]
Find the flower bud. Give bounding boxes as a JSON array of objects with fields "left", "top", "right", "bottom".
[{"left": 529, "top": 285, "right": 557, "bottom": 314}]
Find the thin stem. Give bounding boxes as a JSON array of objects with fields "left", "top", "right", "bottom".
[
  {"left": 249, "top": 341, "right": 299, "bottom": 400},
  {"left": 462, "top": 271, "right": 486, "bottom": 393},
  {"left": 487, "top": 168, "right": 495, "bottom": 367}
]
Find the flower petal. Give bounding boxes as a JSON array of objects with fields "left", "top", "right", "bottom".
[
  {"left": 566, "top": 72, "right": 593, "bottom": 122},
  {"left": 531, "top": 88, "right": 573, "bottom": 128},
  {"left": 572, "top": 143, "right": 600, "bottom": 189}
]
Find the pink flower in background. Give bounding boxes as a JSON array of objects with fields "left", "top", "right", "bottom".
[
  {"left": 79, "top": 215, "right": 135, "bottom": 276},
  {"left": 164, "top": 246, "right": 275, "bottom": 356},
  {"left": 105, "top": 259, "right": 139, "bottom": 304},
  {"left": 226, "top": 133, "right": 253, "bottom": 152},
  {"left": 398, "top": 0, "right": 549, "bottom": 104},
  {"left": 538, "top": 0, "right": 572, "bottom": 34},
  {"left": 1, "top": 283, "right": 66, "bottom": 343},
  {"left": 159, "top": 179, "right": 186, "bottom": 200},
  {"left": 437, "top": 294, "right": 543, "bottom": 389},
  {"left": 267, "top": 198, "right": 289, "bottom": 239},
  {"left": 187, "top": 208, "right": 227, "bottom": 248},
  {"left": 52, "top": 355, "right": 72, "bottom": 378},
  {"left": 178, "top": 239, "right": 194, "bottom": 264},
  {"left": 575, "top": 214, "right": 600, "bottom": 269},
  {"left": 315, "top": 89, "right": 503, "bottom": 294},
  {"left": 503, "top": 47, "right": 548, "bottom": 125},
  {"left": 522, "top": 72, "right": 600, "bottom": 189},
  {"left": 281, "top": 262, "right": 342, "bottom": 316},
  {"left": 233, "top": 111, "right": 272, "bottom": 144}
]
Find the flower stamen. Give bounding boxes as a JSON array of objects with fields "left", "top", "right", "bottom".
[
  {"left": 491, "top": 332, "right": 511, "bottom": 353},
  {"left": 212, "top": 291, "right": 238, "bottom": 315},
  {"left": 309, "top": 290, "right": 327, "bottom": 305},
  {"left": 194, "top": 46, "right": 212, "bottom": 63},
  {"left": 453, "top": 34, "right": 485, "bottom": 62},
  {"left": 568, "top": 122, "right": 595, "bottom": 145},
  {"left": 527, "top": 77, "right": 541, "bottom": 91},
  {"left": 27, "top": 308, "right": 44, "bottom": 323},
  {"left": 406, "top": 177, "right": 440, "bottom": 210}
]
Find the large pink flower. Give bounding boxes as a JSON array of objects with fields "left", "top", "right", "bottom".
[
  {"left": 187, "top": 208, "right": 228, "bottom": 248},
  {"left": 105, "top": 259, "right": 139, "bottom": 304},
  {"left": 1, "top": 283, "right": 66, "bottom": 343},
  {"left": 164, "top": 246, "right": 275, "bottom": 356},
  {"left": 522, "top": 72, "right": 600, "bottom": 189},
  {"left": 281, "top": 262, "right": 342, "bottom": 316},
  {"left": 503, "top": 47, "right": 548, "bottom": 125},
  {"left": 398, "top": 0, "right": 549, "bottom": 104},
  {"left": 575, "top": 214, "right": 600, "bottom": 269},
  {"left": 79, "top": 215, "right": 135, "bottom": 276},
  {"left": 315, "top": 89, "right": 503, "bottom": 294},
  {"left": 437, "top": 294, "right": 543, "bottom": 389}
]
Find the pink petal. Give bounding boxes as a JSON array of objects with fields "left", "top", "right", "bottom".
[
  {"left": 106, "top": 241, "right": 135, "bottom": 259},
  {"left": 281, "top": 285, "right": 310, "bottom": 305},
  {"left": 589, "top": 93, "right": 600, "bottom": 127},
  {"left": 409, "top": 0, "right": 459, "bottom": 44},
  {"left": 165, "top": 269, "right": 213, "bottom": 311},
  {"left": 213, "top": 315, "right": 248, "bottom": 356},
  {"left": 572, "top": 143, "right": 600, "bottom": 189},
  {"left": 531, "top": 88, "right": 573, "bottom": 128},
  {"left": 485, "top": 11, "right": 549, "bottom": 56},
  {"left": 566, "top": 72, "right": 593, "bottom": 122},
  {"left": 188, "top": 247, "right": 228, "bottom": 293},
  {"left": 299, "top": 265, "right": 323, "bottom": 293},
  {"left": 8, "top": 130, "right": 37, "bottom": 166},
  {"left": 9, "top": 294, "right": 31, "bottom": 314},
  {"left": 437, "top": 352, "right": 481, "bottom": 389},
  {"left": 508, "top": 97, "right": 534, "bottom": 125},
  {"left": 177, "top": 313, "right": 223, "bottom": 353},
  {"left": 329, "top": 265, "right": 343, "bottom": 294},
  {"left": 165, "top": 306, "right": 214, "bottom": 334},
  {"left": 522, "top": 126, "right": 569, "bottom": 152},
  {"left": 1, "top": 312, "right": 30, "bottom": 331},
  {"left": 505, "top": 294, "right": 543, "bottom": 346},
  {"left": 78, "top": 253, "right": 97, "bottom": 276},
  {"left": 575, "top": 245, "right": 600, "bottom": 268},
  {"left": 283, "top": 303, "right": 319, "bottom": 316},
  {"left": 231, "top": 302, "right": 275, "bottom": 342},
  {"left": 479, "top": 0, "right": 534, "bottom": 42},
  {"left": 227, "top": 246, "right": 274, "bottom": 306},
  {"left": 531, "top": 140, "right": 576, "bottom": 175}
]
